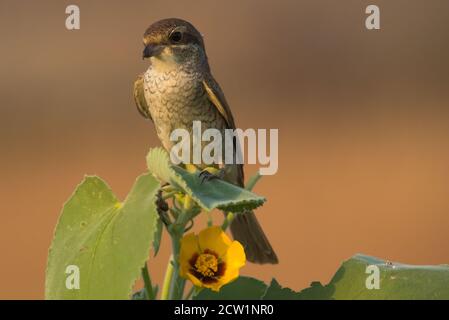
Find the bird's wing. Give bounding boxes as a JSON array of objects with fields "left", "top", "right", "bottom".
[
  {"left": 202, "top": 74, "right": 236, "bottom": 129},
  {"left": 203, "top": 74, "right": 245, "bottom": 186},
  {"left": 133, "top": 74, "right": 152, "bottom": 120}
]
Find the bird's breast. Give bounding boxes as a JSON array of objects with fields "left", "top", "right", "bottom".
[
  {"left": 143, "top": 66, "right": 226, "bottom": 152},
  {"left": 144, "top": 68, "right": 204, "bottom": 112}
]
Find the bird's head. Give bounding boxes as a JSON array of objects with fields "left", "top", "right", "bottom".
[{"left": 142, "top": 18, "right": 207, "bottom": 68}]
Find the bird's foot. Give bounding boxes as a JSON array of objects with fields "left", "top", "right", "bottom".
[
  {"left": 198, "top": 167, "right": 225, "bottom": 184},
  {"left": 156, "top": 188, "right": 170, "bottom": 225}
]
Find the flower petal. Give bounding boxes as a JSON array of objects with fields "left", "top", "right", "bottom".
[
  {"left": 198, "top": 226, "right": 232, "bottom": 258},
  {"left": 206, "top": 279, "right": 227, "bottom": 292},
  {"left": 219, "top": 268, "right": 240, "bottom": 288},
  {"left": 180, "top": 232, "right": 200, "bottom": 277},
  {"left": 221, "top": 241, "right": 246, "bottom": 284},
  {"left": 225, "top": 241, "right": 246, "bottom": 268},
  {"left": 186, "top": 272, "right": 203, "bottom": 287}
]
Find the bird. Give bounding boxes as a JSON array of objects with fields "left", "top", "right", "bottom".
[{"left": 134, "top": 18, "right": 278, "bottom": 264}]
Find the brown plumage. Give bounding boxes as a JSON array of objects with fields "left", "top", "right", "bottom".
[{"left": 134, "top": 18, "right": 278, "bottom": 264}]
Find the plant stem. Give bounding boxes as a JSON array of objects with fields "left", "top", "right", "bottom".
[
  {"left": 162, "top": 196, "right": 198, "bottom": 300},
  {"left": 160, "top": 255, "right": 174, "bottom": 300},
  {"left": 141, "top": 263, "right": 155, "bottom": 300},
  {"left": 168, "top": 229, "right": 186, "bottom": 300},
  {"left": 221, "top": 212, "right": 234, "bottom": 231},
  {"left": 246, "top": 171, "right": 262, "bottom": 191},
  {"left": 207, "top": 212, "right": 213, "bottom": 227}
]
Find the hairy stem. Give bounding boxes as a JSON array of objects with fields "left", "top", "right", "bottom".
[
  {"left": 168, "top": 228, "right": 186, "bottom": 300},
  {"left": 163, "top": 195, "right": 199, "bottom": 300}
]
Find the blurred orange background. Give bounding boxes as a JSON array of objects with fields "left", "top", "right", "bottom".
[{"left": 1, "top": 0, "right": 449, "bottom": 299}]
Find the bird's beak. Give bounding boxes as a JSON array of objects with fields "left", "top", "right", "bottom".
[{"left": 142, "top": 44, "right": 163, "bottom": 60}]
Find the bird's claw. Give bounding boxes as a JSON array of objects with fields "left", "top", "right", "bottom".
[
  {"left": 156, "top": 189, "right": 170, "bottom": 225},
  {"left": 199, "top": 169, "right": 221, "bottom": 184}
]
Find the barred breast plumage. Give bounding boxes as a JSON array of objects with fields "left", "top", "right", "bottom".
[{"left": 143, "top": 63, "right": 227, "bottom": 157}]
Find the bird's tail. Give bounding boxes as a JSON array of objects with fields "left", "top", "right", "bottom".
[{"left": 230, "top": 210, "right": 278, "bottom": 264}]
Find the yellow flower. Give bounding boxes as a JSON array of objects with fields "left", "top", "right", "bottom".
[{"left": 180, "top": 226, "right": 246, "bottom": 291}]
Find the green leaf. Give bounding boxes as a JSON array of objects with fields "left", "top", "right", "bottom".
[
  {"left": 194, "top": 277, "right": 267, "bottom": 300},
  {"left": 195, "top": 254, "right": 449, "bottom": 300},
  {"left": 305, "top": 254, "right": 449, "bottom": 300},
  {"left": 261, "top": 279, "right": 302, "bottom": 300},
  {"left": 293, "top": 281, "right": 333, "bottom": 300},
  {"left": 262, "top": 255, "right": 449, "bottom": 300},
  {"left": 146, "top": 148, "right": 265, "bottom": 212},
  {"left": 45, "top": 173, "right": 161, "bottom": 300}
]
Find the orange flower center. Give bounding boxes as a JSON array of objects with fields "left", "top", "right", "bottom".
[{"left": 194, "top": 253, "right": 218, "bottom": 277}]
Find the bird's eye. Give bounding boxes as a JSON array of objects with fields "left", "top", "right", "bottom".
[{"left": 169, "top": 31, "right": 183, "bottom": 43}]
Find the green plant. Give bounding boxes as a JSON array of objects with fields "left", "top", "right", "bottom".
[{"left": 45, "top": 148, "right": 449, "bottom": 300}]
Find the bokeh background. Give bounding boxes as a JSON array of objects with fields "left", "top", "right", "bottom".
[{"left": 1, "top": 0, "right": 449, "bottom": 299}]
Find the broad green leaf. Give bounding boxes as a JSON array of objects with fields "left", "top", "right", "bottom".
[
  {"left": 292, "top": 281, "right": 333, "bottom": 300},
  {"left": 194, "top": 276, "right": 267, "bottom": 300},
  {"left": 45, "top": 173, "right": 160, "bottom": 300},
  {"left": 261, "top": 279, "right": 302, "bottom": 300},
  {"left": 146, "top": 148, "right": 265, "bottom": 212},
  {"left": 265, "top": 255, "right": 449, "bottom": 300},
  {"left": 298, "top": 254, "right": 449, "bottom": 300},
  {"left": 195, "top": 254, "right": 449, "bottom": 300}
]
